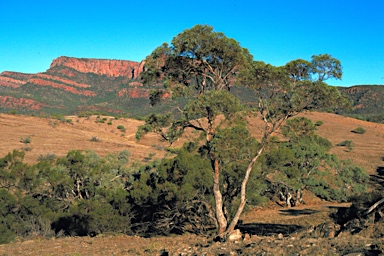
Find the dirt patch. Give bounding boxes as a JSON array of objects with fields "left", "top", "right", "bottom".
[{"left": 0, "top": 114, "right": 168, "bottom": 164}]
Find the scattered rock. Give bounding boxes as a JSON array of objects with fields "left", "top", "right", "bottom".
[
  {"left": 227, "top": 229, "right": 242, "bottom": 242},
  {"left": 243, "top": 233, "right": 251, "bottom": 242}
]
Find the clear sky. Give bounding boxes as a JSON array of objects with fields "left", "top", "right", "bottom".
[{"left": 1, "top": 0, "right": 383, "bottom": 87}]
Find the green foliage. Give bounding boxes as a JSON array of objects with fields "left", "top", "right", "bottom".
[
  {"left": 212, "top": 125, "right": 269, "bottom": 211},
  {"left": 142, "top": 24, "right": 252, "bottom": 97},
  {"left": 315, "top": 120, "right": 324, "bottom": 126},
  {"left": 139, "top": 24, "right": 351, "bottom": 235},
  {"left": 336, "top": 140, "right": 354, "bottom": 151},
  {"left": 0, "top": 189, "right": 17, "bottom": 243},
  {"left": 281, "top": 117, "right": 317, "bottom": 140},
  {"left": 128, "top": 143, "right": 215, "bottom": 235},
  {"left": 263, "top": 117, "right": 367, "bottom": 203},
  {"left": 20, "top": 136, "right": 31, "bottom": 144},
  {"left": 116, "top": 125, "right": 126, "bottom": 133},
  {"left": 50, "top": 114, "right": 73, "bottom": 124},
  {"left": 0, "top": 149, "right": 135, "bottom": 243},
  {"left": 90, "top": 136, "right": 101, "bottom": 142},
  {"left": 351, "top": 126, "right": 366, "bottom": 134},
  {"left": 284, "top": 59, "right": 311, "bottom": 81},
  {"left": 310, "top": 53, "right": 343, "bottom": 81},
  {"left": 37, "top": 153, "right": 57, "bottom": 161},
  {"left": 337, "top": 85, "right": 384, "bottom": 124}
]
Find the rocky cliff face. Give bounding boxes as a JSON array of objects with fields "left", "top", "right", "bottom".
[
  {"left": 0, "top": 56, "right": 146, "bottom": 97},
  {"left": 0, "top": 56, "right": 161, "bottom": 115},
  {"left": 0, "top": 72, "right": 33, "bottom": 88},
  {"left": 0, "top": 95, "right": 46, "bottom": 110},
  {"left": 50, "top": 56, "right": 145, "bottom": 78}
]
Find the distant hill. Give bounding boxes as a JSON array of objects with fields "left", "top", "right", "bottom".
[
  {"left": 1, "top": 56, "right": 383, "bottom": 122},
  {"left": 338, "top": 85, "right": 384, "bottom": 123},
  {"left": 0, "top": 56, "right": 165, "bottom": 117}
]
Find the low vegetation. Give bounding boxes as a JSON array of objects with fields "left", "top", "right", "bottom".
[
  {"left": 352, "top": 126, "right": 366, "bottom": 134},
  {"left": 336, "top": 140, "right": 354, "bottom": 151},
  {"left": 0, "top": 115, "right": 370, "bottom": 244}
]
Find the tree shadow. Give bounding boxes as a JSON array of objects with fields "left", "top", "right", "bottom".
[
  {"left": 279, "top": 208, "right": 320, "bottom": 216},
  {"left": 370, "top": 171, "right": 384, "bottom": 190},
  {"left": 377, "top": 166, "right": 384, "bottom": 176},
  {"left": 51, "top": 214, "right": 93, "bottom": 237},
  {"left": 238, "top": 223, "right": 303, "bottom": 236}
]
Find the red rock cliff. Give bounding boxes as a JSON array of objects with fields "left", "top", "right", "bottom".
[{"left": 50, "top": 56, "right": 144, "bottom": 78}]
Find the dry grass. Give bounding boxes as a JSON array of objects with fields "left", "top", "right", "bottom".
[
  {"left": 246, "top": 111, "right": 384, "bottom": 175},
  {"left": 1, "top": 111, "right": 383, "bottom": 172},
  {"left": 301, "top": 112, "right": 384, "bottom": 175},
  {"left": 0, "top": 114, "right": 169, "bottom": 164}
]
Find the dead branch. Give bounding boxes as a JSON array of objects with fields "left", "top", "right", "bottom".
[{"left": 364, "top": 197, "right": 384, "bottom": 216}]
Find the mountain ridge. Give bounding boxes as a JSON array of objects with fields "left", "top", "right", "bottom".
[{"left": 0, "top": 56, "right": 383, "bottom": 122}]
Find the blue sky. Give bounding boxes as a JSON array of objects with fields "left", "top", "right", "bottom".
[{"left": 1, "top": 0, "right": 383, "bottom": 87}]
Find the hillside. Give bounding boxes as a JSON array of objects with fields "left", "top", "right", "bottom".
[
  {"left": 1, "top": 56, "right": 384, "bottom": 122},
  {"left": 1, "top": 111, "right": 383, "bottom": 175},
  {"left": 0, "top": 57, "right": 162, "bottom": 117},
  {"left": 338, "top": 85, "right": 384, "bottom": 123},
  {"left": 0, "top": 113, "right": 169, "bottom": 164}
]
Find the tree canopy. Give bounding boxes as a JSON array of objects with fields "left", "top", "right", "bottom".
[{"left": 136, "top": 24, "right": 355, "bottom": 237}]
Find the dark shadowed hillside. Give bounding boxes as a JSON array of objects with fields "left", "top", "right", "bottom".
[{"left": 338, "top": 85, "right": 384, "bottom": 123}]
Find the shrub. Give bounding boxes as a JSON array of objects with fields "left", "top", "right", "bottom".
[
  {"left": 90, "top": 136, "right": 101, "bottom": 142},
  {"left": 117, "top": 125, "right": 126, "bottom": 132},
  {"left": 20, "top": 136, "right": 31, "bottom": 144},
  {"left": 37, "top": 153, "right": 57, "bottom": 161},
  {"left": 336, "top": 140, "right": 354, "bottom": 151},
  {"left": 351, "top": 126, "right": 366, "bottom": 134},
  {"left": 315, "top": 120, "right": 324, "bottom": 126}
]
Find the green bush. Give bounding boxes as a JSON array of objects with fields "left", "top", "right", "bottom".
[
  {"left": 20, "top": 136, "right": 31, "bottom": 144},
  {"left": 336, "top": 140, "right": 354, "bottom": 151},
  {"left": 117, "top": 125, "right": 126, "bottom": 132},
  {"left": 90, "top": 136, "right": 101, "bottom": 142},
  {"left": 37, "top": 153, "right": 57, "bottom": 161},
  {"left": 351, "top": 126, "right": 366, "bottom": 134}
]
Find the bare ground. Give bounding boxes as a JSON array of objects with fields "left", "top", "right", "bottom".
[{"left": 0, "top": 202, "right": 382, "bottom": 255}]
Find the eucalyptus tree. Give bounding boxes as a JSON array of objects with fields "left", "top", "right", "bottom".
[
  {"left": 137, "top": 25, "right": 253, "bottom": 235},
  {"left": 137, "top": 24, "right": 349, "bottom": 237},
  {"left": 226, "top": 56, "right": 349, "bottom": 233},
  {"left": 310, "top": 53, "right": 343, "bottom": 81}
]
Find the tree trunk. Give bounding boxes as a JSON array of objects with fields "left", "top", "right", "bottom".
[
  {"left": 213, "top": 158, "right": 227, "bottom": 235},
  {"left": 296, "top": 189, "right": 304, "bottom": 205},
  {"left": 226, "top": 145, "right": 265, "bottom": 234},
  {"left": 286, "top": 192, "right": 292, "bottom": 207}
]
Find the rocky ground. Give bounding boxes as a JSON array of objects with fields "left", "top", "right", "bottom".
[{"left": 0, "top": 202, "right": 383, "bottom": 255}]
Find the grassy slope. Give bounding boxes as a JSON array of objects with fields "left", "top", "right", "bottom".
[
  {"left": 0, "top": 114, "right": 169, "bottom": 164},
  {"left": 1, "top": 111, "right": 383, "bottom": 174}
]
